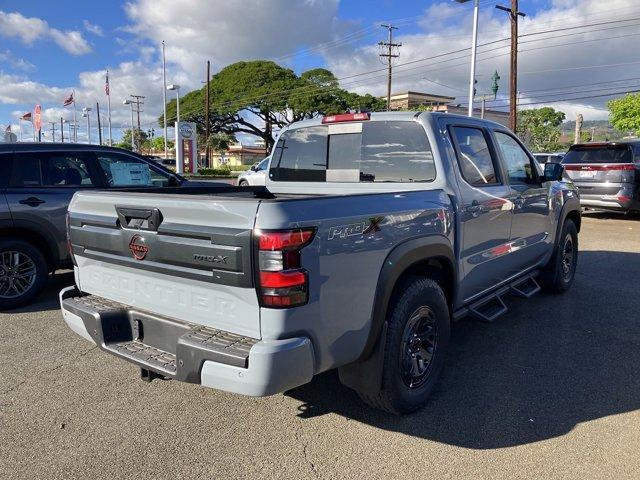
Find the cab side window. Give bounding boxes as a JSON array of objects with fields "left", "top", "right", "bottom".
[
  {"left": 96, "top": 152, "right": 171, "bottom": 187},
  {"left": 451, "top": 126, "right": 499, "bottom": 186},
  {"left": 494, "top": 132, "right": 537, "bottom": 184},
  {"left": 9, "top": 153, "right": 94, "bottom": 187}
]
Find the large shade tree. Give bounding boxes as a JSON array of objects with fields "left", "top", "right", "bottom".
[
  {"left": 608, "top": 93, "right": 640, "bottom": 136},
  {"left": 516, "top": 107, "right": 566, "bottom": 152},
  {"left": 160, "top": 61, "right": 384, "bottom": 150}
]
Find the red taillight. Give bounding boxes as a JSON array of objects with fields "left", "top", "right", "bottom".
[
  {"left": 258, "top": 229, "right": 314, "bottom": 251},
  {"left": 259, "top": 270, "right": 307, "bottom": 288},
  {"left": 617, "top": 195, "right": 632, "bottom": 203},
  {"left": 322, "top": 112, "right": 370, "bottom": 124},
  {"left": 606, "top": 164, "right": 635, "bottom": 171},
  {"left": 256, "top": 228, "right": 315, "bottom": 308},
  {"left": 564, "top": 164, "right": 635, "bottom": 171}
]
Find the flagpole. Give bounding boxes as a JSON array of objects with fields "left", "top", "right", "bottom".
[
  {"left": 106, "top": 70, "right": 112, "bottom": 146},
  {"left": 162, "top": 40, "right": 168, "bottom": 159},
  {"left": 73, "top": 89, "right": 77, "bottom": 142},
  {"left": 18, "top": 118, "right": 23, "bottom": 142}
]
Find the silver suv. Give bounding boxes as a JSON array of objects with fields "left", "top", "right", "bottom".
[{"left": 562, "top": 141, "right": 640, "bottom": 213}]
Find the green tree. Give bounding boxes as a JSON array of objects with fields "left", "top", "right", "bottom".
[
  {"left": 608, "top": 93, "right": 640, "bottom": 136},
  {"left": 150, "top": 136, "right": 174, "bottom": 152},
  {"left": 207, "top": 132, "right": 234, "bottom": 154},
  {"left": 516, "top": 107, "right": 566, "bottom": 152},
  {"left": 116, "top": 129, "right": 148, "bottom": 151},
  {"left": 160, "top": 61, "right": 385, "bottom": 150}
]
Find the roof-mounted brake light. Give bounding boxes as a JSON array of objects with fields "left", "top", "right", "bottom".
[{"left": 322, "top": 113, "right": 370, "bottom": 124}]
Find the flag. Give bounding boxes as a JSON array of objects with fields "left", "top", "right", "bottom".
[
  {"left": 21, "top": 112, "right": 32, "bottom": 121},
  {"left": 105, "top": 71, "right": 110, "bottom": 95},
  {"left": 63, "top": 92, "right": 74, "bottom": 106}
]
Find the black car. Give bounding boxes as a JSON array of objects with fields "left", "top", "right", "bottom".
[{"left": 0, "top": 143, "right": 216, "bottom": 309}]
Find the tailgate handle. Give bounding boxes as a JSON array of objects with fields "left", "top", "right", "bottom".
[{"left": 116, "top": 207, "right": 163, "bottom": 231}]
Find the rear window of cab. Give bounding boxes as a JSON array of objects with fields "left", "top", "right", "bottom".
[{"left": 269, "top": 121, "right": 435, "bottom": 183}]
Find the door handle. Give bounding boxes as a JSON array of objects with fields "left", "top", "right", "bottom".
[{"left": 19, "top": 197, "right": 45, "bottom": 207}]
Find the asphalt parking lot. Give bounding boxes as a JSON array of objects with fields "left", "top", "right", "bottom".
[{"left": 1, "top": 212, "right": 639, "bottom": 480}]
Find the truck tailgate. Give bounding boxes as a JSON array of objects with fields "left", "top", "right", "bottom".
[{"left": 67, "top": 190, "right": 261, "bottom": 338}]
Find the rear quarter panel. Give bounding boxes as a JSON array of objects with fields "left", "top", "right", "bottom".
[{"left": 255, "top": 190, "right": 454, "bottom": 373}]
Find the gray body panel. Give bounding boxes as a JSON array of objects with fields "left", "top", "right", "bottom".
[{"left": 62, "top": 111, "right": 579, "bottom": 395}]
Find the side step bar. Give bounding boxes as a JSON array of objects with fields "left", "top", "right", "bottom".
[
  {"left": 469, "top": 292, "right": 508, "bottom": 323},
  {"left": 458, "top": 273, "right": 541, "bottom": 323},
  {"left": 510, "top": 275, "right": 541, "bottom": 298}
]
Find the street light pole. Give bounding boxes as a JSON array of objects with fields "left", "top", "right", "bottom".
[
  {"left": 82, "top": 107, "right": 92, "bottom": 144},
  {"left": 455, "top": 0, "right": 480, "bottom": 117},
  {"left": 123, "top": 99, "right": 135, "bottom": 151},
  {"left": 167, "top": 84, "right": 181, "bottom": 123}
]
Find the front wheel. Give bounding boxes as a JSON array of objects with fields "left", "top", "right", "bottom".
[
  {"left": 0, "top": 239, "right": 49, "bottom": 310},
  {"left": 540, "top": 219, "right": 578, "bottom": 293},
  {"left": 238, "top": 180, "right": 249, "bottom": 187},
  {"left": 359, "top": 277, "right": 450, "bottom": 414}
]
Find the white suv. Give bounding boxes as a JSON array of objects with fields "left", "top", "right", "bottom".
[{"left": 237, "top": 157, "right": 269, "bottom": 186}]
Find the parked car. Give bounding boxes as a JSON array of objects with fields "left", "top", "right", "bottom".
[
  {"left": 153, "top": 157, "right": 178, "bottom": 168},
  {"left": 60, "top": 112, "right": 580, "bottom": 414},
  {"left": 0, "top": 143, "right": 221, "bottom": 310},
  {"left": 237, "top": 157, "right": 269, "bottom": 186},
  {"left": 533, "top": 152, "right": 564, "bottom": 164},
  {"left": 562, "top": 141, "right": 640, "bottom": 213}
]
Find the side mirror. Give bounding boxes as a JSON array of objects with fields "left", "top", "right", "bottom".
[
  {"left": 250, "top": 165, "right": 257, "bottom": 172},
  {"left": 544, "top": 162, "right": 564, "bottom": 182}
]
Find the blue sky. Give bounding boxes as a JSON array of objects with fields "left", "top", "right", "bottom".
[{"left": 0, "top": 0, "right": 636, "bottom": 142}]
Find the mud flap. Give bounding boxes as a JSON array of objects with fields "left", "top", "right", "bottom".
[{"left": 338, "top": 322, "right": 387, "bottom": 396}]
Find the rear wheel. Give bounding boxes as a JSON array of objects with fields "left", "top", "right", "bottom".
[
  {"left": 540, "top": 219, "right": 578, "bottom": 293},
  {"left": 0, "top": 239, "right": 48, "bottom": 310},
  {"left": 359, "top": 277, "right": 450, "bottom": 414}
]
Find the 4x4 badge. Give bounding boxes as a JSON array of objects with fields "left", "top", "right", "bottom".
[
  {"left": 364, "top": 216, "right": 384, "bottom": 235},
  {"left": 129, "top": 234, "right": 149, "bottom": 260}
]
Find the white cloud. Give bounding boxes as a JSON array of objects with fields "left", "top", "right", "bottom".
[
  {"left": 83, "top": 20, "right": 104, "bottom": 37},
  {"left": 0, "top": 10, "right": 91, "bottom": 55},
  {"left": 124, "top": 0, "right": 341, "bottom": 80},
  {"left": 0, "top": 50, "right": 35, "bottom": 71}
]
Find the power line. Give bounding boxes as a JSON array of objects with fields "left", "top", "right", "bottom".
[
  {"left": 166, "top": 15, "right": 640, "bottom": 121},
  {"left": 208, "top": 16, "right": 640, "bottom": 112}
]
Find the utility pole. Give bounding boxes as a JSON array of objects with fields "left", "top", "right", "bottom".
[
  {"left": 574, "top": 114, "right": 583, "bottom": 144},
  {"left": 48, "top": 122, "right": 56, "bottom": 142},
  {"left": 130, "top": 94, "right": 145, "bottom": 151},
  {"left": 96, "top": 102, "right": 103, "bottom": 145},
  {"left": 378, "top": 24, "right": 401, "bottom": 111},
  {"left": 205, "top": 60, "right": 211, "bottom": 167},
  {"left": 496, "top": 0, "right": 525, "bottom": 131},
  {"left": 60, "top": 117, "right": 64, "bottom": 143}
]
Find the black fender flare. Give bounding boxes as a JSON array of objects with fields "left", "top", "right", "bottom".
[
  {"left": 554, "top": 195, "right": 581, "bottom": 245},
  {"left": 338, "top": 235, "right": 456, "bottom": 395},
  {"left": 361, "top": 234, "right": 456, "bottom": 361}
]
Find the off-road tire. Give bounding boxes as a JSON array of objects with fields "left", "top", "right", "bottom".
[
  {"left": 359, "top": 276, "right": 450, "bottom": 415},
  {"left": 539, "top": 219, "right": 578, "bottom": 293},
  {"left": 0, "top": 239, "right": 48, "bottom": 310}
]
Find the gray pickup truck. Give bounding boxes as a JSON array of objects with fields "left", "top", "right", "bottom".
[{"left": 60, "top": 112, "right": 580, "bottom": 414}]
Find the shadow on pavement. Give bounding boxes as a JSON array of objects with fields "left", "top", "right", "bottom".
[
  {"left": 582, "top": 210, "right": 640, "bottom": 221},
  {"left": 5, "top": 270, "right": 75, "bottom": 314},
  {"left": 286, "top": 250, "right": 640, "bottom": 449}
]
